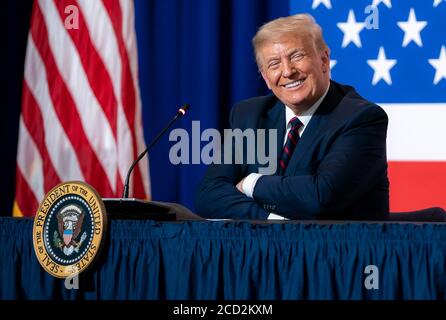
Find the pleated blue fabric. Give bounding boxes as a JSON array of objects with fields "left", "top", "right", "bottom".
[{"left": 1, "top": 217, "right": 445, "bottom": 300}]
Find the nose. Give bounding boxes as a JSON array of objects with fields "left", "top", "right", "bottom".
[{"left": 282, "top": 60, "right": 296, "bottom": 78}]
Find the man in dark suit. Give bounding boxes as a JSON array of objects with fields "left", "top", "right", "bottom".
[{"left": 195, "top": 14, "right": 389, "bottom": 220}]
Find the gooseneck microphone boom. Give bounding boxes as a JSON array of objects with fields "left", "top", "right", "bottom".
[{"left": 122, "top": 104, "right": 190, "bottom": 199}]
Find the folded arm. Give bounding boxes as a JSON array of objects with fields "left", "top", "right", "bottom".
[
  {"left": 253, "top": 106, "right": 388, "bottom": 219},
  {"left": 194, "top": 107, "right": 269, "bottom": 219}
]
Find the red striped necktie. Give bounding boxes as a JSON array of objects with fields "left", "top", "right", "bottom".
[{"left": 279, "top": 116, "right": 303, "bottom": 175}]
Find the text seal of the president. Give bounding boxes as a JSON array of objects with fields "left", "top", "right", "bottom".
[{"left": 32, "top": 181, "right": 107, "bottom": 279}]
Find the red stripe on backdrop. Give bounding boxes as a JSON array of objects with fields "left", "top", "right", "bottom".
[
  {"left": 15, "top": 167, "right": 39, "bottom": 216},
  {"left": 102, "top": 0, "right": 146, "bottom": 198},
  {"left": 31, "top": 2, "right": 114, "bottom": 197},
  {"left": 388, "top": 161, "right": 446, "bottom": 212},
  {"left": 53, "top": 0, "right": 118, "bottom": 140},
  {"left": 22, "top": 82, "right": 61, "bottom": 192}
]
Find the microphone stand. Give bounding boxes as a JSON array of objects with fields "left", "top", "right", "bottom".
[{"left": 103, "top": 104, "right": 190, "bottom": 220}]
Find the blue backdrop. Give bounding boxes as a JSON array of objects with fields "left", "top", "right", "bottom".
[
  {"left": 134, "top": 0, "right": 289, "bottom": 211},
  {"left": 0, "top": 0, "right": 288, "bottom": 216}
]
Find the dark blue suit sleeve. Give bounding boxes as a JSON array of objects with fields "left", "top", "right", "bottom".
[
  {"left": 253, "top": 106, "right": 388, "bottom": 219},
  {"left": 195, "top": 107, "right": 269, "bottom": 219}
]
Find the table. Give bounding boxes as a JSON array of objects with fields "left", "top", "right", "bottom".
[{"left": 1, "top": 217, "right": 445, "bottom": 299}]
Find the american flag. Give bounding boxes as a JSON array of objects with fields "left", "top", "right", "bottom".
[
  {"left": 14, "top": 0, "right": 150, "bottom": 217},
  {"left": 291, "top": 0, "right": 446, "bottom": 211}
]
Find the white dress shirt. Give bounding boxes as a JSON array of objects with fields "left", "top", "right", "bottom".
[{"left": 241, "top": 85, "right": 330, "bottom": 220}]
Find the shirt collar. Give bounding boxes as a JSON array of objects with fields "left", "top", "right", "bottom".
[{"left": 285, "top": 83, "right": 330, "bottom": 132}]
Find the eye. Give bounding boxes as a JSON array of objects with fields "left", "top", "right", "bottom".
[
  {"left": 291, "top": 53, "right": 304, "bottom": 61},
  {"left": 267, "top": 60, "right": 280, "bottom": 70}
]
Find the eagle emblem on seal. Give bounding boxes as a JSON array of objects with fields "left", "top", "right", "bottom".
[{"left": 53, "top": 204, "right": 87, "bottom": 256}]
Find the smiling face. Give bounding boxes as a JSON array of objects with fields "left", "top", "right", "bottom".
[{"left": 258, "top": 32, "right": 330, "bottom": 114}]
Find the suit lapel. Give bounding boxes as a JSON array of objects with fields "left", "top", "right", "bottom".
[
  {"left": 263, "top": 99, "right": 285, "bottom": 175},
  {"left": 284, "top": 82, "right": 343, "bottom": 173}
]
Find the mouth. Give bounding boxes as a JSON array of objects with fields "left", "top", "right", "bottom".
[{"left": 282, "top": 78, "right": 305, "bottom": 89}]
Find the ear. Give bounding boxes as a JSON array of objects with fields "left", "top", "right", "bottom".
[
  {"left": 261, "top": 71, "right": 272, "bottom": 90},
  {"left": 320, "top": 49, "right": 330, "bottom": 73}
]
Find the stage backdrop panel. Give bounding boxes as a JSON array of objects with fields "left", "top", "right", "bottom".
[{"left": 291, "top": 0, "right": 446, "bottom": 211}]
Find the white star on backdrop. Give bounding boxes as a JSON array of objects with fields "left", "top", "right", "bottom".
[
  {"left": 433, "top": 0, "right": 445, "bottom": 7},
  {"left": 367, "top": 47, "right": 397, "bottom": 85},
  {"left": 330, "top": 60, "right": 337, "bottom": 70},
  {"left": 372, "top": 0, "right": 392, "bottom": 8},
  {"left": 312, "top": 0, "right": 332, "bottom": 9},
  {"left": 337, "top": 10, "right": 365, "bottom": 48},
  {"left": 397, "top": 8, "right": 428, "bottom": 47},
  {"left": 428, "top": 46, "right": 446, "bottom": 85}
]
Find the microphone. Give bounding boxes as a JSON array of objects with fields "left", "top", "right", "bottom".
[
  {"left": 123, "top": 103, "right": 190, "bottom": 198},
  {"left": 103, "top": 104, "right": 190, "bottom": 220}
]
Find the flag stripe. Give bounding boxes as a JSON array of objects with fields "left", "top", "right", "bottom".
[
  {"left": 388, "top": 161, "right": 446, "bottom": 211},
  {"left": 102, "top": 0, "right": 145, "bottom": 198},
  {"left": 38, "top": 0, "right": 117, "bottom": 191},
  {"left": 16, "top": 117, "right": 45, "bottom": 210},
  {"left": 24, "top": 35, "right": 85, "bottom": 182},
  {"left": 53, "top": 0, "right": 118, "bottom": 140},
  {"left": 31, "top": 1, "right": 114, "bottom": 196},
  {"left": 54, "top": 0, "right": 126, "bottom": 192},
  {"left": 382, "top": 103, "right": 446, "bottom": 161},
  {"left": 15, "top": 0, "right": 150, "bottom": 216},
  {"left": 76, "top": 0, "right": 134, "bottom": 191},
  {"left": 291, "top": 1, "right": 446, "bottom": 211},
  {"left": 119, "top": 0, "right": 151, "bottom": 197},
  {"left": 14, "top": 167, "right": 39, "bottom": 217},
  {"left": 22, "top": 82, "right": 61, "bottom": 192}
]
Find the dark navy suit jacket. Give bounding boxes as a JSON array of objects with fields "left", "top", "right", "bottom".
[{"left": 195, "top": 81, "right": 389, "bottom": 220}]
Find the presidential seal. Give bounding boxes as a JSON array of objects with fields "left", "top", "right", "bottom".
[{"left": 32, "top": 181, "right": 107, "bottom": 279}]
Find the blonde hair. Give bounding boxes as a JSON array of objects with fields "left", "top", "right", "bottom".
[{"left": 252, "top": 14, "right": 328, "bottom": 70}]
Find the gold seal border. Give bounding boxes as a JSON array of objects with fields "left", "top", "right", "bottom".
[{"left": 32, "top": 181, "right": 107, "bottom": 279}]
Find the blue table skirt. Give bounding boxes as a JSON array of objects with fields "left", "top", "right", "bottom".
[{"left": 1, "top": 217, "right": 445, "bottom": 300}]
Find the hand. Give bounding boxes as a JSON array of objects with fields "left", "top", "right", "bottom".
[{"left": 236, "top": 178, "right": 245, "bottom": 193}]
